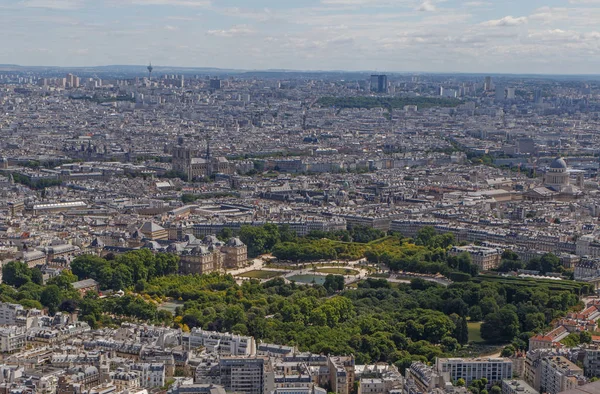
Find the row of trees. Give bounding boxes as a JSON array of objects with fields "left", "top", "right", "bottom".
[
  {"left": 364, "top": 235, "right": 478, "bottom": 279},
  {"left": 238, "top": 223, "right": 297, "bottom": 257},
  {"left": 1, "top": 261, "right": 172, "bottom": 328},
  {"left": 272, "top": 238, "right": 366, "bottom": 262},
  {"left": 236, "top": 224, "right": 387, "bottom": 259},
  {"left": 305, "top": 226, "right": 386, "bottom": 243},
  {"left": 497, "top": 250, "right": 565, "bottom": 275},
  {"left": 70, "top": 250, "right": 179, "bottom": 290}
]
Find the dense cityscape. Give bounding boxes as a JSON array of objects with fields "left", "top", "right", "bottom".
[{"left": 2, "top": 63, "right": 600, "bottom": 394}]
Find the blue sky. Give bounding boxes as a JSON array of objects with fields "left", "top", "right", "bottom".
[{"left": 2, "top": 0, "right": 600, "bottom": 74}]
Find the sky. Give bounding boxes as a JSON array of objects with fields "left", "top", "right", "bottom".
[{"left": 2, "top": 0, "right": 600, "bottom": 74}]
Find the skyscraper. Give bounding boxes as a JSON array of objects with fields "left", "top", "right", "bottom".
[
  {"left": 506, "top": 87, "right": 516, "bottom": 100},
  {"left": 210, "top": 79, "right": 222, "bottom": 90},
  {"left": 484, "top": 76, "right": 492, "bottom": 91},
  {"left": 495, "top": 85, "right": 505, "bottom": 101},
  {"left": 370, "top": 75, "right": 388, "bottom": 93}
]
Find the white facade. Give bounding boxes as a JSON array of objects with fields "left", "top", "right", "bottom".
[
  {"left": 359, "top": 378, "right": 385, "bottom": 394},
  {"left": 0, "top": 303, "right": 23, "bottom": 326},
  {"left": 539, "top": 356, "right": 582, "bottom": 394},
  {"left": 186, "top": 328, "right": 256, "bottom": 356},
  {"left": 0, "top": 326, "right": 26, "bottom": 353},
  {"left": 131, "top": 363, "right": 165, "bottom": 388},
  {"left": 501, "top": 380, "right": 538, "bottom": 394},
  {"left": 436, "top": 358, "right": 513, "bottom": 386}
]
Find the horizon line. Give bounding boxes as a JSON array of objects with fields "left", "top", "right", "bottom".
[{"left": 2, "top": 63, "right": 600, "bottom": 78}]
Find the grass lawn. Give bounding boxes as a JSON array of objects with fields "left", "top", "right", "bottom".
[
  {"left": 237, "top": 270, "right": 283, "bottom": 279},
  {"left": 266, "top": 263, "right": 304, "bottom": 270},
  {"left": 468, "top": 322, "right": 484, "bottom": 343},
  {"left": 315, "top": 267, "right": 359, "bottom": 275}
]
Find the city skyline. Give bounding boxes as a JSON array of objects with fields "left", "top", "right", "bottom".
[{"left": 2, "top": 0, "right": 600, "bottom": 74}]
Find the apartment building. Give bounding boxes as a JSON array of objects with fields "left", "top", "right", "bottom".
[
  {"left": 0, "top": 326, "right": 26, "bottom": 353},
  {"left": 271, "top": 387, "right": 327, "bottom": 394},
  {"left": 501, "top": 380, "right": 539, "bottom": 394},
  {"left": 449, "top": 245, "right": 502, "bottom": 270},
  {"left": 130, "top": 363, "right": 165, "bottom": 387},
  {"left": 359, "top": 379, "right": 386, "bottom": 394},
  {"left": 539, "top": 356, "right": 582, "bottom": 394},
  {"left": 435, "top": 358, "right": 513, "bottom": 386},
  {"left": 218, "top": 357, "right": 274, "bottom": 394},
  {"left": 0, "top": 303, "right": 25, "bottom": 326},
  {"left": 185, "top": 328, "right": 256, "bottom": 356},
  {"left": 328, "top": 356, "right": 355, "bottom": 394},
  {"left": 404, "top": 362, "right": 448, "bottom": 394},
  {"left": 528, "top": 326, "right": 569, "bottom": 351}
]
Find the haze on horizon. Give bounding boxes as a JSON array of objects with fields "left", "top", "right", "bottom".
[{"left": 2, "top": 0, "right": 600, "bottom": 75}]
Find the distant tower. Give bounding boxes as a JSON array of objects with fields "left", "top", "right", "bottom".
[
  {"left": 206, "top": 139, "right": 213, "bottom": 177},
  {"left": 484, "top": 76, "right": 492, "bottom": 91},
  {"left": 147, "top": 62, "right": 153, "bottom": 79}
]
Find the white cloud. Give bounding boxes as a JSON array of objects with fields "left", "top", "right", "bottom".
[
  {"left": 464, "top": 1, "right": 491, "bottom": 6},
  {"left": 164, "top": 25, "right": 178, "bottom": 31},
  {"left": 116, "top": 0, "right": 211, "bottom": 7},
  {"left": 568, "top": 0, "right": 600, "bottom": 4},
  {"left": 20, "top": 0, "right": 83, "bottom": 10},
  {"left": 417, "top": 1, "right": 436, "bottom": 12},
  {"left": 206, "top": 25, "right": 255, "bottom": 37},
  {"left": 320, "top": 0, "right": 409, "bottom": 6},
  {"left": 481, "top": 16, "right": 527, "bottom": 27},
  {"left": 527, "top": 29, "right": 600, "bottom": 43}
]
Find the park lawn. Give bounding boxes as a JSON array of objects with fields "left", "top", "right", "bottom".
[
  {"left": 315, "top": 267, "right": 359, "bottom": 275},
  {"left": 468, "top": 322, "right": 484, "bottom": 343},
  {"left": 237, "top": 270, "right": 283, "bottom": 279}
]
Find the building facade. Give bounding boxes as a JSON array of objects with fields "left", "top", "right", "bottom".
[{"left": 435, "top": 358, "right": 513, "bottom": 386}]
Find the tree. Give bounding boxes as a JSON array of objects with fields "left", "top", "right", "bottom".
[
  {"left": 523, "top": 312, "right": 546, "bottom": 332},
  {"left": 540, "top": 253, "right": 560, "bottom": 274},
  {"left": 41, "top": 285, "right": 62, "bottom": 315},
  {"left": 279, "top": 224, "right": 298, "bottom": 243},
  {"left": 480, "top": 297, "right": 499, "bottom": 316},
  {"left": 580, "top": 331, "right": 593, "bottom": 344},
  {"left": 490, "top": 386, "right": 502, "bottom": 394},
  {"left": 501, "top": 345, "right": 516, "bottom": 357},
  {"left": 30, "top": 268, "right": 44, "bottom": 285},
  {"left": 324, "top": 275, "right": 344, "bottom": 294},
  {"left": 481, "top": 307, "right": 520, "bottom": 343},
  {"left": 456, "top": 379, "right": 466, "bottom": 387},
  {"left": 239, "top": 226, "right": 269, "bottom": 257},
  {"left": 348, "top": 225, "right": 386, "bottom": 243},
  {"left": 502, "top": 250, "right": 519, "bottom": 261},
  {"left": 469, "top": 306, "right": 483, "bottom": 322},
  {"left": 441, "top": 336, "right": 460, "bottom": 352},
  {"left": 458, "top": 316, "right": 469, "bottom": 345},
  {"left": 497, "top": 260, "right": 524, "bottom": 273},
  {"left": 2, "top": 261, "right": 33, "bottom": 288},
  {"left": 526, "top": 257, "right": 542, "bottom": 272},
  {"left": 415, "top": 227, "right": 437, "bottom": 246},
  {"left": 217, "top": 228, "right": 234, "bottom": 242},
  {"left": 59, "top": 299, "right": 78, "bottom": 313},
  {"left": 561, "top": 333, "right": 581, "bottom": 347},
  {"left": 181, "top": 194, "right": 198, "bottom": 204},
  {"left": 48, "top": 271, "right": 77, "bottom": 290}
]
